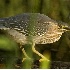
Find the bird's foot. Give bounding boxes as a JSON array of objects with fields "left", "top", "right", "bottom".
[
  {"left": 22, "top": 57, "right": 31, "bottom": 62},
  {"left": 22, "top": 58, "right": 26, "bottom": 62},
  {"left": 39, "top": 57, "right": 50, "bottom": 62}
]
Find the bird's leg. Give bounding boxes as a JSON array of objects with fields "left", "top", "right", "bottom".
[
  {"left": 20, "top": 44, "right": 33, "bottom": 69},
  {"left": 20, "top": 45, "right": 31, "bottom": 62},
  {"left": 32, "top": 43, "right": 50, "bottom": 62},
  {"left": 22, "top": 48, "right": 31, "bottom": 62}
]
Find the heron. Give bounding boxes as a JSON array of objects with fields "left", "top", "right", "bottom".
[{"left": 0, "top": 13, "right": 70, "bottom": 62}]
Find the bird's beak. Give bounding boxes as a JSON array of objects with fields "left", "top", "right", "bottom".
[{"left": 63, "top": 25, "right": 70, "bottom": 31}]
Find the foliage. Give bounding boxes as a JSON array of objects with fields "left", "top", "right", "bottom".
[{"left": 0, "top": 0, "right": 70, "bottom": 69}]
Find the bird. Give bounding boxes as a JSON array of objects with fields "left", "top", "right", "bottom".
[{"left": 0, "top": 13, "right": 70, "bottom": 62}]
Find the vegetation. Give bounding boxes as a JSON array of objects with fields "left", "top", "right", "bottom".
[{"left": 0, "top": 0, "right": 70, "bottom": 69}]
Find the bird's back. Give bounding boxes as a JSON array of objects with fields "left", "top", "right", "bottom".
[{"left": 0, "top": 13, "right": 62, "bottom": 44}]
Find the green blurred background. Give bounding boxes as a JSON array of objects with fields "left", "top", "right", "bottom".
[
  {"left": 0, "top": 0, "right": 70, "bottom": 22},
  {"left": 0, "top": 0, "right": 70, "bottom": 69}
]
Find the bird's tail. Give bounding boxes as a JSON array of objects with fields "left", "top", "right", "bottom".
[{"left": 0, "top": 18, "right": 8, "bottom": 30}]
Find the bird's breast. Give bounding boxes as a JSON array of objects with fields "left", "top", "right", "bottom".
[{"left": 33, "top": 31, "right": 63, "bottom": 44}]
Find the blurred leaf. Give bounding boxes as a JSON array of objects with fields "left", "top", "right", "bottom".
[
  {"left": 40, "top": 51, "right": 51, "bottom": 69},
  {"left": 0, "top": 35, "right": 19, "bottom": 68}
]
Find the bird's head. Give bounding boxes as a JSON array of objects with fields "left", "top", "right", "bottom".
[{"left": 58, "top": 21, "right": 70, "bottom": 32}]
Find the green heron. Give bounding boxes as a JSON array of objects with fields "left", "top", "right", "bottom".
[{"left": 0, "top": 13, "right": 70, "bottom": 62}]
